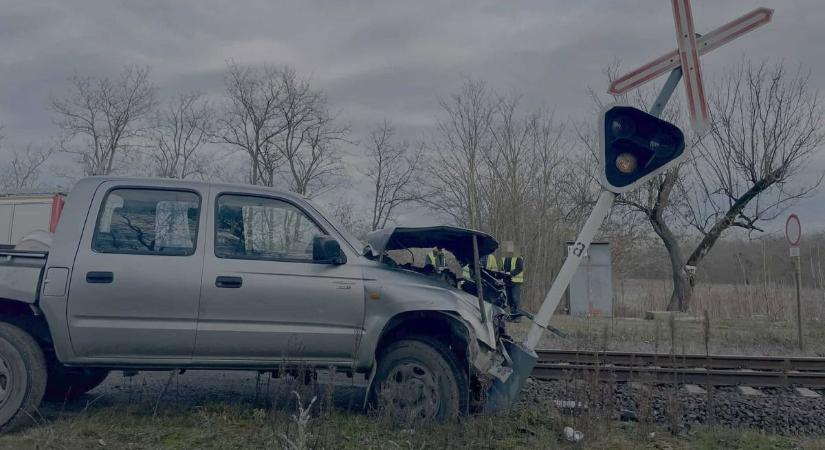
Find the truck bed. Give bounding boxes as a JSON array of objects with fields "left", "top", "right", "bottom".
[{"left": 0, "top": 250, "right": 47, "bottom": 303}]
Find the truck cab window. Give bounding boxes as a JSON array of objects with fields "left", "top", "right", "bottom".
[
  {"left": 215, "top": 194, "right": 324, "bottom": 261},
  {"left": 92, "top": 189, "right": 200, "bottom": 256}
]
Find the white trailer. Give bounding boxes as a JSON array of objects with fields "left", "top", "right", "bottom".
[{"left": 0, "top": 193, "right": 64, "bottom": 247}]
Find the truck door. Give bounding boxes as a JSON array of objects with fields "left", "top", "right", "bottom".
[
  {"left": 195, "top": 192, "right": 364, "bottom": 364},
  {"left": 67, "top": 184, "right": 206, "bottom": 358}
]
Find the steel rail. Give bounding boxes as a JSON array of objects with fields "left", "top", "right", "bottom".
[
  {"left": 531, "top": 362, "right": 825, "bottom": 388},
  {"left": 535, "top": 349, "right": 825, "bottom": 372}
]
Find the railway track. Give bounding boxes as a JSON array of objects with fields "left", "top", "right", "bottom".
[{"left": 532, "top": 349, "right": 825, "bottom": 388}]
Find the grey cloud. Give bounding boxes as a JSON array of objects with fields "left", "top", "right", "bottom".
[{"left": 0, "top": 0, "right": 822, "bottom": 229}]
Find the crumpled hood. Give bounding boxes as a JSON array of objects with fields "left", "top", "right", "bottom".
[
  {"left": 362, "top": 261, "right": 498, "bottom": 348},
  {"left": 366, "top": 225, "right": 498, "bottom": 266}
]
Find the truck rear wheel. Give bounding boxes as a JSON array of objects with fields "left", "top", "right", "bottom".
[
  {"left": 370, "top": 337, "right": 468, "bottom": 421},
  {"left": 0, "top": 322, "right": 47, "bottom": 432},
  {"left": 43, "top": 364, "right": 109, "bottom": 402}
]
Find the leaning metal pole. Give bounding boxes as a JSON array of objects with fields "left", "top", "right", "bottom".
[
  {"left": 485, "top": 67, "right": 684, "bottom": 414},
  {"left": 526, "top": 66, "right": 683, "bottom": 351},
  {"left": 525, "top": 190, "right": 616, "bottom": 348}
]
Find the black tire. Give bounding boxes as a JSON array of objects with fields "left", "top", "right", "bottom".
[
  {"left": 370, "top": 337, "right": 468, "bottom": 422},
  {"left": 0, "top": 322, "right": 47, "bottom": 433},
  {"left": 43, "top": 363, "right": 109, "bottom": 402}
]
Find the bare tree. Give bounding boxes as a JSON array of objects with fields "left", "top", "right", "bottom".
[
  {"left": 362, "top": 121, "right": 425, "bottom": 230},
  {"left": 151, "top": 91, "right": 214, "bottom": 179},
  {"left": 51, "top": 65, "right": 156, "bottom": 175},
  {"left": 324, "top": 196, "right": 370, "bottom": 240},
  {"left": 273, "top": 67, "right": 348, "bottom": 197},
  {"left": 664, "top": 61, "right": 825, "bottom": 310},
  {"left": 0, "top": 131, "right": 53, "bottom": 192},
  {"left": 423, "top": 78, "right": 497, "bottom": 229},
  {"left": 216, "top": 64, "right": 347, "bottom": 194},
  {"left": 216, "top": 63, "right": 287, "bottom": 186},
  {"left": 422, "top": 80, "right": 571, "bottom": 309}
]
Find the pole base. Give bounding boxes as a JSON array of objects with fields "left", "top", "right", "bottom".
[{"left": 483, "top": 340, "right": 537, "bottom": 414}]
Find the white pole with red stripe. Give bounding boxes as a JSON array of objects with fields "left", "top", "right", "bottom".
[{"left": 671, "top": 0, "right": 710, "bottom": 133}]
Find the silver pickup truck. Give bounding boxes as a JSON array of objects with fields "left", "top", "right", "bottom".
[{"left": 0, "top": 176, "right": 514, "bottom": 430}]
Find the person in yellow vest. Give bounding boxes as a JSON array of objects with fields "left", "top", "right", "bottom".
[
  {"left": 484, "top": 253, "right": 498, "bottom": 271},
  {"left": 500, "top": 241, "right": 524, "bottom": 321},
  {"left": 425, "top": 247, "right": 445, "bottom": 271},
  {"left": 462, "top": 253, "right": 498, "bottom": 282}
]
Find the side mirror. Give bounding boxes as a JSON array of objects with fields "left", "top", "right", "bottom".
[{"left": 313, "top": 235, "right": 347, "bottom": 265}]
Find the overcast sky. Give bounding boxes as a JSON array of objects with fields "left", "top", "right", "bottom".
[{"left": 0, "top": 0, "right": 822, "bottom": 234}]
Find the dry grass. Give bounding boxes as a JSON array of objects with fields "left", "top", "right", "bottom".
[
  {"left": 517, "top": 314, "right": 825, "bottom": 356},
  {"left": 511, "top": 279, "right": 825, "bottom": 356},
  {"left": 612, "top": 278, "right": 825, "bottom": 322},
  {"left": 0, "top": 398, "right": 817, "bottom": 450}
]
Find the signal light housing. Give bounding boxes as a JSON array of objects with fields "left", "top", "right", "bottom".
[{"left": 599, "top": 105, "right": 686, "bottom": 193}]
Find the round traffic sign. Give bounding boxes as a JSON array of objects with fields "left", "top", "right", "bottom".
[{"left": 786, "top": 214, "right": 801, "bottom": 247}]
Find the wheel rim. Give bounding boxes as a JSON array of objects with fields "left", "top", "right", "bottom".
[
  {"left": 0, "top": 355, "right": 13, "bottom": 407},
  {"left": 382, "top": 361, "right": 440, "bottom": 419}
]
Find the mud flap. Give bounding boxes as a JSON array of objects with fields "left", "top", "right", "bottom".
[{"left": 483, "top": 340, "right": 537, "bottom": 414}]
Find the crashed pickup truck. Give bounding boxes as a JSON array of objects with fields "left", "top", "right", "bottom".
[{"left": 0, "top": 176, "right": 515, "bottom": 430}]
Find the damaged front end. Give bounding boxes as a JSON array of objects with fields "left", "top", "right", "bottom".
[{"left": 365, "top": 225, "right": 534, "bottom": 413}]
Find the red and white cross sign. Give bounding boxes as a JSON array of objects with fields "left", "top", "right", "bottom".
[
  {"left": 671, "top": 0, "right": 708, "bottom": 132},
  {"left": 608, "top": 4, "right": 773, "bottom": 133}
]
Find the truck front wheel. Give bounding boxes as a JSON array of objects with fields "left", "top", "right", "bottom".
[
  {"left": 370, "top": 337, "right": 468, "bottom": 421},
  {"left": 0, "top": 322, "right": 47, "bottom": 432}
]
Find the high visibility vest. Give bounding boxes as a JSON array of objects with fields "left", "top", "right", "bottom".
[
  {"left": 462, "top": 265, "right": 472, "bottom": 280},
  {"left": 485, "top": 254, "right": 498, "bottom": 271},
  {"left": 504, "top": 256, "right": 524, "bottom": 283},
  {"left": 426, "top": 251, "right": 437, "bottom": 266},
  {"left": 426, "top": 250, "right": 443, "bottom": 267}
]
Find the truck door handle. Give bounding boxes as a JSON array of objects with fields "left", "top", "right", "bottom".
[
  {"left": 215, "top": 276, "right": 243, "bottom": 288},
  {"left": 86, "top": 271, "right": 113, "bottom": 284}
]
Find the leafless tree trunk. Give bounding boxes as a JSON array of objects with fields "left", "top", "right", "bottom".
[
  {"left": 362, "top": 120, "right": 425, "bottom": 230},
  {"left": 215, "top": 63, "right": 288, "bottom": 186},
  {"left": 273, "top": 67, "right": 348, "bottom": 197},
  {"left": 667, "top": 60, "right": 825, "bottom": 310},
  {"left": 423, "top": 78, "right": 496, "bottom": 229},
  {"left": 151, "top": 91, "right": 214, "bottom": 179},
  {"left": 51, "top": 65, "right": 156, "bottom": 175},
  {"left": 216, "top": 64, "right": 346, "bottom": 194}
]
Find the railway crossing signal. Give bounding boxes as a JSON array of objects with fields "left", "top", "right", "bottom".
[
  {"left": 599, "top": 105, "right": 686, "bottom": 193},
  {"left": 492, "top": 1, "right": 775, "bottom": 414}
]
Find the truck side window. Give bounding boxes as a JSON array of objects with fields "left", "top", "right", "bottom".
[
  {"left": 92, "top": 189, "right": 201, "bottom": 256},
  {"left": 215, "top": 194, "right": 324, "bottom": 262}
]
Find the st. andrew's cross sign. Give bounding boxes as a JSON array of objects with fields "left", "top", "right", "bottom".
[{"left": 608, "top": 2, "right": 773, "bottom": 133}]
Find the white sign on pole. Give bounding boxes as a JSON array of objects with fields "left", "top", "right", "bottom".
[
  {"left": 786, "top": 213, "right": 801, "bottom": 248},
  {"left": 785, "top": 213, "right": 804, "bottom": 349},
  {"left": 670, "top": 0, "right": 709, "bottom": 133},
  {"left": 608, "top": 8, "right": 773, "bottom": 96}
]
